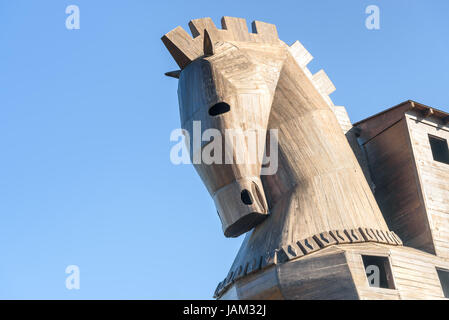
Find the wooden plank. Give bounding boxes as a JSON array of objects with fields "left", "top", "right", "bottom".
[
  {"left": 289, "top": 40, "right": 312, "bottom": 68},
  {"left": 221, "top": 16, "right": 251, "bottom": 42},
  {"left": 161, "top": 26, "right": 202, "bottom": 69},
  {"left": 251, "top": 21, "right": 278, "bottom": 43},
  {"left": 312, "top": 69, "right": 336, "bottom": 96},
  {"left": 277, "top": 252, "right": 359, "bottom": 299}
]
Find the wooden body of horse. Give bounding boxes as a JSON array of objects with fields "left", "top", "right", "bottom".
[{"left": 162, "top": 17, "right": 449, "bottom": 299}]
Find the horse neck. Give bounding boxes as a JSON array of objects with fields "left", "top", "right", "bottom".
[
  {"left": 258, "top": 53, "right": 389, "bottom": 241},
  {"left": 220, "top": 53, "right": 390, "bottom": 286}
]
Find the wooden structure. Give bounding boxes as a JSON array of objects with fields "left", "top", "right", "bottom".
[
  {"left": 354, "top": 101, "right": 449, "bottom": 258},
  {"left": 162, "top": 17, "right": 449, "bottom": 299}
]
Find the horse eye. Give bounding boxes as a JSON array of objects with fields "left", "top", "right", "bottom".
[{"left": 208, "top": 102, "right": 230, "bottom": 116}]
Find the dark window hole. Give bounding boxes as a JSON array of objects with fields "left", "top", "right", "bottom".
[
  {"left": 429, "top": 135, "right": 449, "bottom": 165},
  {"left": 362, "top": 255, "right": 395, "bottom": 289},
  {"left": 436, "top": 268, "right": 449, "bottom": 298}
]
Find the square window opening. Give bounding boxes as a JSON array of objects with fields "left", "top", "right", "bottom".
[
  {"left": 436, "top": 268, "right": 449, "bottom": 298},
  {"left": 429, "top": 135, "right": 449, "bottom": 165},
  {"left": 362, "top": 255, "right": 395, "bottom": 289}
]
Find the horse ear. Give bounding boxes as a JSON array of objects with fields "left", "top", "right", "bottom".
[
  {"left": 164, "top": 70, "right": 181, "bottom": 79},
  {"left": 203, "top": 29, "right": 214, "bottom": 56}
]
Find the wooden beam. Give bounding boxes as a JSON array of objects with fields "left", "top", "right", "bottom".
[
  {"left": 442, "top": 116, "right": 449, "bottom": 125},
  {"left": 289, "top": 40, "right": 313, "bottom": 68},
  {"left": 353, "top": 126, "right": 362, "bottom": 137},
  {"left": 161, "top": 26, "right": 202, "bottom": 69},
  {"left": 221, "top": 16, "right": 250, "bottom": 42},
  {"left": 251, "top": 20, "right": 279, "bottom": 43},
  {"left": 312, "top": 69, "right": 336, "bottom": 96},
  {"left": 422, "top": 107, "right": 434, "bottom": 118}
]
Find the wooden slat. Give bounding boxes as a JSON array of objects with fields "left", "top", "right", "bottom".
[
  {"left": 251, "top": 21, "right": 278, "bottom": 43},
  {"left": 221, "top": 16, "right": 251, "bottom": 41},
  {"left": 312, "top": 69, "right": 336, "bottom": 96},
  {"left": 161, "top": 26, "right": 202, "bottom": 69},
  {"left": 289, "top": 40, "right": 313, "bottom": 68}
]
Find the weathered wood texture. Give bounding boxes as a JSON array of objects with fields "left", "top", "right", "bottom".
[
  {"left": 221, "top": 39, "right": 391, "bottom": 281},
  {"left": 277, "top": 250, "right": 359, "bottom": 300},
  {"left": 221, "top": 243, "right": 449, "bottom": 299},
  {"left": 354, "top": 100, "right": 449, "bottom": 144},
  {"left": 163, "top": 17, "right": 389, "bottom": 241},
  {"left": 222, "top": 243, "right": 449, "bottom": 299},
  {"left": 215, "top": 227, "right": 401, "bottom": 298},
  {"left": 162, "top": 18, "right": 449, "bottom": 300},
  {"left": 405, "top": 111, "right": 449, "bottom": 258},
  {"left": 344, "top": 243, "right": 448, "bottom": 299},
  {"left": 220, "top": 266, "right": 283, "bottom": 300},
  {"left": 363, "top": 118, "right": 435, "bottom": 253},
  {"left": 330, "top": 106, "right": 376, "bottom": 191},
  {"left": 356, "top": 102, "right": 449, "bottom": 259}
]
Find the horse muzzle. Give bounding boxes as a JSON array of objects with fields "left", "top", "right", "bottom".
[{"left": 213, "top": 177, "right": 269, "bottom": 237}]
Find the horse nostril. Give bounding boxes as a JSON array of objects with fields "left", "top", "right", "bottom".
[
  {"left": 209, "top": 102, "right": 230, "bottom": 116},
  {"left": 241, "top": 189, "right": 253, "bottom": 205}
]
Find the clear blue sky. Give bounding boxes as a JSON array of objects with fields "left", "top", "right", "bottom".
[{"left": 0, "top": 0, "right": 448, "bottom": 299}]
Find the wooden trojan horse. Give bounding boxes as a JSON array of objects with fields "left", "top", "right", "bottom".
[{"left": 162, "top": 17, "right": 449, "bottom": 299}]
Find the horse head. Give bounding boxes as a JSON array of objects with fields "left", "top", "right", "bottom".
[{"left": 162, "top": 17, "right": 288, "bottom": 237}]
